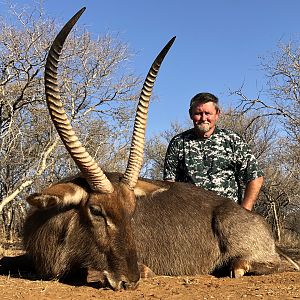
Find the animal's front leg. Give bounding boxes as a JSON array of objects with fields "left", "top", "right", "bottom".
[
  {"left": 230, "top": 259, "right": 251, "bottom": 278},
  {"left": 86, "top": 268, "right": 108, "bottom": 287},
  {"left": 138, "top": 263, "right": 156, "bottom": 278}
]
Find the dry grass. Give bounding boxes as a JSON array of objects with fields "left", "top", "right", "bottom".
[{"left": 278, "top": 229, "right": 300, "bottom": 249}]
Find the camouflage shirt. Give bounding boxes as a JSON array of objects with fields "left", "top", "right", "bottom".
[{"left": 163, "top": 127, "right": 264, "bottom": 202}]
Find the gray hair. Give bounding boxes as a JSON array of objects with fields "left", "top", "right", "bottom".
[{"left": 189, "top": 92, "right": 220, "bottom": 116}]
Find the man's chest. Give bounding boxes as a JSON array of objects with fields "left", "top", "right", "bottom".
[{"left": 181, "top": 139, "right": 236, "bottom": 171}]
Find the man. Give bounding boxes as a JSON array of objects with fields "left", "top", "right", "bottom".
[{"left": 163, "top": 92, "right": 264, "bottom": 211}]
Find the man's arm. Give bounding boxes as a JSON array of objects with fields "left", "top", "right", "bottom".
[
  {"left": 163, "top": 137, "right": 180, "bottom": 181},
  {"left": 241, "top": 176, "right": 264, "bottom": 211}
]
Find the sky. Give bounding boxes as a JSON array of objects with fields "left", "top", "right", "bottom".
[{"left": 1, "top": 0, "right": 300, "bottom": 136}]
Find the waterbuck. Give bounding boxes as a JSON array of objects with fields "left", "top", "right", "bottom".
[{"left": 22, "top": 7, "right": 298, "bottom": 291}]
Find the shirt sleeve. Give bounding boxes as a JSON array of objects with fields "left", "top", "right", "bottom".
[
  {"left": 163, "top": 136, "right": 181, "bottom": 181},
  {"left": 233, "top": 135, "right": 264, "bottom": 184}
]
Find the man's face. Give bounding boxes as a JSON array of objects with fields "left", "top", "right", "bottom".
[{"left": 190, "top": 101, "right": 219, "bottom": 137}]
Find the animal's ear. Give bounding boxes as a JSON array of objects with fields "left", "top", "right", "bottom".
[
  {"left": 26, "top": 193, "right": 61, "bottom": 209},
  {"left": 104, "top": 172, "right": 169, "bottom": 196},
  {"left": 133, "top": 180, "right": 169, "bottom": 197},
  {"left": 26, "top": 182, "right": 89, "bottom": 209}
]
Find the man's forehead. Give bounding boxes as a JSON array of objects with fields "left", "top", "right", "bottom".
[{"left": 193, "top": 101, "right": 217, "bottom": 110}]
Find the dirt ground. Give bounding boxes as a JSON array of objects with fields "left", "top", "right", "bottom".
[
  {"left": 2, "top": 270, "right": 300, "bottom": 299},
  {"left": 1, "top": 248, "right": 300, "bottom": 299}
]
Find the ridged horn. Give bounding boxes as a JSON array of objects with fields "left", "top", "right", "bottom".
[
  {"left": 44, "top": 7, "right": 114, "bottom": 193},
  {"left": 121, "top": 37, "right": 176, "bottom": 189}
]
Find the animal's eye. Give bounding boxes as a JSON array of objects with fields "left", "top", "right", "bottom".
[{"left": 89, "top": 205, "right": 103, "bottom": 217}]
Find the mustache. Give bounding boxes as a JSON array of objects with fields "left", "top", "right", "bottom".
[{"left": 196, "top": 121, "right": 210, "bottom": 125}]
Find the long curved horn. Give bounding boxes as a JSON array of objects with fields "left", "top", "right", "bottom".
[
  {"left": 44, "top": 7, "right": 114, "bottom": 193},
  {"left": 121, "top": 37, "right": 176, "bottom": 189}
]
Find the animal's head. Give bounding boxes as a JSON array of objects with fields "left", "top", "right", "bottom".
[{"left": 40, "top": 7, "right": 175, "bottom": 290}]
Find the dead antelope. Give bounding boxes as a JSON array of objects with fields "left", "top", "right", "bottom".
[{"left": 23, "top": 7, "right": 298, "bottom": 291}]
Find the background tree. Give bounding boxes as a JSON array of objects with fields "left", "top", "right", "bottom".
[
  {"left": 143, "top": 121, "right": 186, "bottom": 179},
  {"left": 231, "top": 41, "right": 300, "bottom": 245}
]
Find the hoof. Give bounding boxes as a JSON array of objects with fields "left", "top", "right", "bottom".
[{"left": 231, "top": 259, "right": 251, "bottom": 278}]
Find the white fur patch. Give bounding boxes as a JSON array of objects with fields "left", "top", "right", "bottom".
[
  {"left": 62, "top": 185, "right": 88, "bottom": 205},
  {"left": 134, "top": 187, "right": 168, "bottom": 197},
  {"left": 106, "top": 218, "right": 117, "bottom": 231}
]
